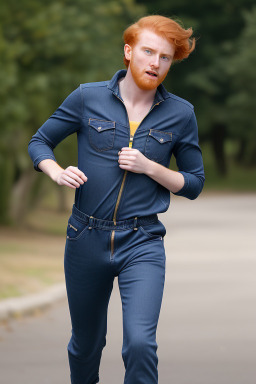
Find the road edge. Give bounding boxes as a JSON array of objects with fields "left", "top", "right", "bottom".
[{"left": 0, "top": 283, "right": 66, "bottom": 322}]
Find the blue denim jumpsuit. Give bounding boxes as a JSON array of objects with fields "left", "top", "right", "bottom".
[{"left": 28, "top": 69, "right": 205, "bottom": 384}]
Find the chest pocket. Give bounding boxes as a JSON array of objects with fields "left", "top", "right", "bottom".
[
  {"left": 88, "top": 118, "right": 115, "bottom": 151},
  {"left": 144, "top": 129, "right": 173, "bottom": 162}
]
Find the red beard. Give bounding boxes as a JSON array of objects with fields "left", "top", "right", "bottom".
[{"left": 129, "top": 58, "right": 169, "bottom": 91}]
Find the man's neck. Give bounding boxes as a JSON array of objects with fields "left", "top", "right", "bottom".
[{"left": 118, "top": 69, "right": 157, "bottom": 107}]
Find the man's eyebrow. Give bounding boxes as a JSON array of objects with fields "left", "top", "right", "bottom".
[{"left": 141, "top": 46, "right": 173, "bottom": 58}]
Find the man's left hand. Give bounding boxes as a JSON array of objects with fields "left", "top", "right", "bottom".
[{"left": 118, "top": 147, "right": 151, "bottom": 174}]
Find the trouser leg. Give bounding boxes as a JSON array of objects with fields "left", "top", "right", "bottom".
[
  {"left": 64, "top": 226, "right": 114, "bottom": 384},
  {"left": 118, "top": 235, "right": 166, "bottom": 384}
]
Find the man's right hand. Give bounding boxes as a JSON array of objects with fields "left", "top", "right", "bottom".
[
  {"left": 56, "top": 166, "right": 88, "bottom": 189},
  {"left": 38, "top": 160, "right": 88, "bottom": 189}
]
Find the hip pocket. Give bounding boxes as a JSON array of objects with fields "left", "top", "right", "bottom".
[
  {"left": 66, "top": 215, "right": 89, "bottom": 241},
  {"left": 139, "top": 220, "right": 166, "bottom": 241}
]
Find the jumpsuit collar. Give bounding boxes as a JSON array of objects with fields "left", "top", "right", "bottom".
[{"left": 107, "top": 69, "right": 171, "bottom": 105}]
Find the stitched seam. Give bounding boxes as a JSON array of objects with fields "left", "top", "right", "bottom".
[
  {"left": 34, "top": 154, "right": 56, "bottom": 163},
  {"left": 145, "top": 131, "right": 173, "bottom": 162},
  {"left": 88, "top": 127, "right": 115, "bottom": 152},
  {"left": 177, "top": 110, "right": 194, "bottom": 142},
  {"left": 82, "top": 113, "right": 153, "bottom": 131},
  {"left": 89, "top": 118, "right": 116, "bottom": 127},
  {"left": 67, "top": 224, "right": 90, "bottom": 241},
  {"left": 79, "top": 84, "right": 84, "bottom": 129}
]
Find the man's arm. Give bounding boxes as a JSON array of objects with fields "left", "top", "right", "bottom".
[
  {"left": 38, "top": 159, "right": 87, "bottom": 189},
  {"left": 171, "top": 110, "right": 205, "bottom": 199},
  {"left": 28, "top": 86, "right": 88, "bottom": 189},
  {"left": 118, "top": 110, "right": 205, "bottom": 200},
  {"left": 118, "top": 147, "right": 184, "bottom": 193},
  {"left": 144, "top": 160, "right": 184, "bottom": 193},
  {"left": 28, "top": 86, "right": 82, "bottom": 172}
]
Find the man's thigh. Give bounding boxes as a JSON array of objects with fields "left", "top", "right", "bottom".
[
  {"left": 64, "top": 225, "right": 115, "bottom": 344},
  {"left": 117, "top": 236, "right": 166, "bottom": 338}
]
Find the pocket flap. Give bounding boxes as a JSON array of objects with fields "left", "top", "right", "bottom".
[
  {"left": 89, "top": 118, "right": 115, "bottom": 132},
  {"left": 149, "top": 129, "right": 172, "bottom": 144}
]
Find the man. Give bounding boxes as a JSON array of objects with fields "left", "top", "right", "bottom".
[{"left": 28, "top": 15, "right": 205, "bottom": 384}]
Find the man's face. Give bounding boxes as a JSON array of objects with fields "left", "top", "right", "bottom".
[{"left": 125, "top": 29, "right": 175, "bottom": 91}]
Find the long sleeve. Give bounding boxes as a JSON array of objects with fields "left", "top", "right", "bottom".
[
  {"left": 28, "top": 86, "right": 82, "bottom": 172},
  {"left": 172, "top": 109, "right": 205, "bottom": 200}
]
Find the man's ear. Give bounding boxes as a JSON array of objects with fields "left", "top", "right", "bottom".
[{"left": 124, "top": 44, "right": 132, "bottom": 61}]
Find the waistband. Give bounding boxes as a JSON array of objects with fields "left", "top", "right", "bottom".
[{"left": 72, "top": 204, "right": 158, "bottom": 230}]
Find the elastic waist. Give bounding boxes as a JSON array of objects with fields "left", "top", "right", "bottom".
[{"left": 72, "top": 204, "right": 158, "bottom": 230}]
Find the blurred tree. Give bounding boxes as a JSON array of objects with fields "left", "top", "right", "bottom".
[
  {"left": 136, "top": 0, "right": 255, "bottom": 175},
  {"left": 224, "top": 7, "right": 256, "bottom": 167},
  {"left": 0, "top": 0, "right": 145, "bottom": 224}
]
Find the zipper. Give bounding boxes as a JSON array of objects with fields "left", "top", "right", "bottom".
[
  {"left": 68, "top": 223, "right": 78, "bottom": 231},
  {"left": 110, "top": 169, "right": 128, "bottom": 258},
  {"left": 110, "top": 92, "right": 163, "bottom": 258}
]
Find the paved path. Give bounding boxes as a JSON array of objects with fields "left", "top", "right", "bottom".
[{"left": 0, "top": 193, "right": 256, "bottom": 384}]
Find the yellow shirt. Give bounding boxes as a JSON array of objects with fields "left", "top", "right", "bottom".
[{"left": 129, "top": 121, "right": 140, "bottom": 148}]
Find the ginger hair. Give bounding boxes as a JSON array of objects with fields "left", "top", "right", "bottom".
[{"left": 123, "top": 15, "right": 196, "bottom": 68}]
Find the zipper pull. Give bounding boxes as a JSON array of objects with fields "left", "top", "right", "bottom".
[{"left": 68, "top": 223, "right": 78, "bottom": 231}]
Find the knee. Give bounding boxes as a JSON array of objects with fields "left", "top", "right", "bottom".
[
  {"left": 68, "top": 334, "right": 106, "bottom": 360},
  {"left": 123, "top": 335, "right": 157, "bottom": 360}
]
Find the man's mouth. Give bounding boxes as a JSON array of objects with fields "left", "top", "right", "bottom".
[{"left": 146, "top": 71, "right": 158, "bottom": 77}]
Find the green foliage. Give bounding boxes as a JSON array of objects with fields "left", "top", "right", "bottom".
[
  {"left": 225, "top": 7, "right": 256, "bottom": 165},
  {"left": 0, "top": 0, "right": 145, "bottom": 223},
  {"left": 136, "top": 0, "right": 256, "bottom": 176}
]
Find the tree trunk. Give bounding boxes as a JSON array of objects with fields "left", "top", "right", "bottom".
[
  {"left": 211, "top": 123, "right": 227, "bottom": 176},
  {"left": 0, "top": 157, "right": 14, "bottom": 224},
  {"left": 10, "top": 168, "right": 37, "bottom": 224},
  {"left": 56, "top": 186, "right": 68, "bottom": 212},
  {"left": 245, "top": 140, "right": 256, "bottom": 167},
  {"left": 235, "top": 137, "right": 247, "bottom": 163}
]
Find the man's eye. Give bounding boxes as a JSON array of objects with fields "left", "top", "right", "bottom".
[
  {"left": 161, "top": 56, "right": 169, "bottom": 61},
  {"left": 145, "top": 49, "right": 151, "bottom": 54}
]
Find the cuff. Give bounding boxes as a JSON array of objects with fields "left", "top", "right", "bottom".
[
  {"left": 172, "top": 171, "right": 190, "bottom": 196},
  {"left": 34, "top": 155, "right": 57, "bottom": 172}
]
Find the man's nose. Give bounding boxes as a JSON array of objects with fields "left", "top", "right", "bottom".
[{"left": 150, "top": 55, "right": 160, "bottom": 68}]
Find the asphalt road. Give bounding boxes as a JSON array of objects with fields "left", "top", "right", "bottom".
[{"left": 0, "top": 192, "right": 256, "bottom": 384}]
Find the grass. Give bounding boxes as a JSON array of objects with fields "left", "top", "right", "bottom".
[
  {"left": 0, "top": 188, "right": 74, "bottom": 300},
  {"left": 201, "top": 142, "right": 256, "bottom": 191},
  {"left": 0, "top": 224, "right": 66, "bottom": 300},
  {"left": 26, "top": 207, "right": 69, "bottom": 236}
]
